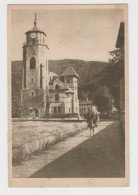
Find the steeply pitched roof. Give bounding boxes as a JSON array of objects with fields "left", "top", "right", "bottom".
[
  {"left": 51, "top": 78, "right": 68, "bottom": 91},
  {"left": 49, "top": 72, "right": 58, "bottom": 77},
  {"left": 116, "top": 22, "right": 124, "bottom": 49},
  {"left": 60, "top": 66, "right": 80, "bottom": 78},
  {"left": 65, "top": 87, "right": 74, "bottom": 94},
  {"left": 79, "top": 100, "right": 92, "bottom": 105},
  {"left": 49, "top": 78, "right": 74, "bottom": 94}
]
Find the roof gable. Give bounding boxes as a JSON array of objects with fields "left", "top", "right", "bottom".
[
  {"left": 116, "top": 22, "right": 124, "bottom": 49},
  {"left": 60, "top": 66, "right": 80, "bottom": 78},
  {"left": 50, "top": 78, "right": 74, "bottom": 93},
  {"left": 65, "top": 88, "right": 74, "bottom": 94},
  {"left": 79, "top": 100, "right": 92, "bottom": 105},
  {"left": 52, "top": 78, "right": 68, "bottom": 90}
]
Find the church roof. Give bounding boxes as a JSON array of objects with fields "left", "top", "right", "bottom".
[
  {"left": 79, "top": 100, "right": 92, "bottom": 105},
  {"left": 49, "top": 78, "right": 74, "bottom": 94},
  {"left": 57, "top": 82, "right": 68, "bottom": 91},
  {"left": 50, "top": 78, "right": 68, "bottom": 91},
  {"left": 116, "top": 22, "right": 124, "bottom": 49},
  {"left": 49, "top": 72, "right": 58, "bottom": 77},
  {"left": 26, "top": 26, "right": 46, "bottom": 36},
  {"left": 25, "top": 13, "right": 46, "bottom": 36},
  {"left": 65, "top": 87, "right": 74, "bottom": 94},
  {"left": 60, "top": 66, "right": 80, "bottom": 79}
]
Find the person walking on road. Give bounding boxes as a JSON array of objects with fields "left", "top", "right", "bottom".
[{"left": 87, "top": 106, "right": 99, "bottom": 136}]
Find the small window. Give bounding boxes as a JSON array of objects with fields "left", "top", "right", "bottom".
[
  {"left": 55, "top": 94, "right": 59, "bottom": 102},
  {"left": 66, "top": 77, "right": 72, "bottom": 83},
  {"left": 58, "top": 107, "right": 61, "bottom": 113},
  {"left": 32, "top": 38, "right": 35, "bottom": 44},
  {"left": 54, "top": 107, "right": 57, "bottom": 114},
  {"left": 69, "top": 108, "right": 71, "bottom": 113},
  {"left": 55, "top": 84, "right": 60, "bottom": 90},
  {"left": 31, "top": 91, "right": 35, "bottom": 96},
  {"left": 31, "top": 78, "right": 34, "bottom": 82},
  {"left": 30, "top": 57, "right": 36, "bottom": 69},
  {"left": 30, "top": 109, "right": 33, "bottom": 113}
]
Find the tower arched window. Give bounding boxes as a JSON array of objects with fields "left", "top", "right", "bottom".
[
  {"left": 30, "top": 57, "right": 36, "bottom": 69},
  {"left": 55, "top": 84, "right": 60, "bottom": 90},
  {"left": 55, "top": 94, "right": 59, "bottom": 102}
]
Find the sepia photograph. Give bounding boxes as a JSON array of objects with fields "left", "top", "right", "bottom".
[{"left": 8, "top": 4, "right": 128, "bottom": 187}]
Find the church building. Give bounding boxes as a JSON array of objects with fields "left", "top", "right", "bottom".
[
  {"left": 21, "top": 14, "right": 80, "bottom": 118},
  {"left": 48, "top": 66, "right": 80, "bottom": 116}
]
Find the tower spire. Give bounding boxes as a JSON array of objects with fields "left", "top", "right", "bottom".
[{"left": 34, "top": 13, "right": 37, "bottom": 27}]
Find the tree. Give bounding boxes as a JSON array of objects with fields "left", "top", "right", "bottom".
[
  {"left": 92, "top": 86, "right": 112, "bottom": 114},
  {"left": 101, "top": 49, "right": 124, "bottom": 111}
]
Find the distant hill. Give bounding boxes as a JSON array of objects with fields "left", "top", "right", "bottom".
[
  {"left": 11, "top": 59, "right": 109, "bottom": 117},
  {"left": 12, "top": 61, "right": 23, "bottom": 117},
  {"left": 49, "top": 59, "right": 109, "bottom": 87}
]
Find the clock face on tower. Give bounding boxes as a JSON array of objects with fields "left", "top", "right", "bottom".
[{"left": 30, "top": 33, "right": 36, "bottom": 39}]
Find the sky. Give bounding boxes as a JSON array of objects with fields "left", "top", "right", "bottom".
[{"left": 11, "top": 8, "right": 124, "bottom": 62}]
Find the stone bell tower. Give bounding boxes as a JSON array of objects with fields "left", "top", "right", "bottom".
[{"left": 21, "top": 14, "right": 49, "bottom": 118}]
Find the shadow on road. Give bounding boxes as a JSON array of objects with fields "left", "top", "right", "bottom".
[{"left": 30, "top": 121, "right": 125, "bottom": 178}]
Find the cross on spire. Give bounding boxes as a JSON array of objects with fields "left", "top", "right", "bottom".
[{"left": 34, "top": 13, "right": 37, "bottom": 27}]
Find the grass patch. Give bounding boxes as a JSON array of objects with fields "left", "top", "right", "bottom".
[{"left": 12, "top": 121, "right": 87, "bottom": 164}]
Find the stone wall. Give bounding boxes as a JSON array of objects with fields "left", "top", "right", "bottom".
[
  {"left": 12, "top": 61, "right": 23, "bottom": 118},
  {"left": 21, "top": 89, "right": 46, "bottom": 117}
]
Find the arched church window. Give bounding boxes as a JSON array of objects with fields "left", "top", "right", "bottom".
[
  {"left": 30, "top": 57, "right": 36, "bottom": 69},
  {"left": 55, "top": 94, "right": 59, "bottom": 102},
  {"left": 55, "top": 84, "right": 60, "bottom": 90}
]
